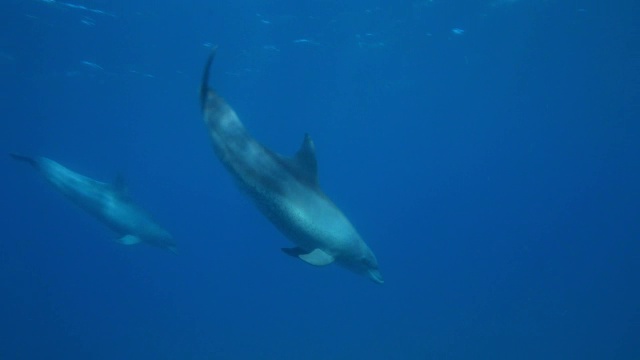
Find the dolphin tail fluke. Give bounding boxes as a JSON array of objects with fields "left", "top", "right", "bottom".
[
  {"left": 200, "top": 46, "right": 218, "bottom": 111},
  {"left": 9, "top": 153, "right": 37, "bottom": 167}
]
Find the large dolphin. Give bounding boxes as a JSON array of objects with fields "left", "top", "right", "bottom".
[
  {"left": 200, "top": 50, "right": 383, "bottom": 283},
  {"left": 10, "top": 154, "right": 176, "bottom": 252}
]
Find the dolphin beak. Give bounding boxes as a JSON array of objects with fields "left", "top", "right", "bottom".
[{"left": 368, "top": 269, "right": 384, "bottom": 284}]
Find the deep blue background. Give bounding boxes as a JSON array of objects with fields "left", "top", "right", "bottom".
[{"left": 1, "top": 0, "right": 638, "bottom": 359}]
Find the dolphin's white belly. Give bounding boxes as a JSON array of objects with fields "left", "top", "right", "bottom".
[
  {"left": 101, "top": 196, "right": 146, "bottom": 232},
  {"left": 251, "top": 173, "right": 360, "bottom": 256}
]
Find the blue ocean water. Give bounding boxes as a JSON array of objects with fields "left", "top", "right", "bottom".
[{"left": 1, "top": 0, "right": 638, "bottom": 358}]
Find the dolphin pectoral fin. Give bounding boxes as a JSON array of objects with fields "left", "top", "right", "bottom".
[
  {"left": 282, "top": 247, "right": 334, "bottom": 265},
  {"left": 299, "top": 248, "right": 335, "bottom": 266},
  {"left": 116, "top": 234, "right": 142, "bottom": 246}
]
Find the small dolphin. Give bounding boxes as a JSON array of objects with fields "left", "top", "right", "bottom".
[
  {"left": 200, "top": 50, "right": 383, "bottom": 283},
  {"left": 10, "top": 154, "right": 176, "bottom": 252}
]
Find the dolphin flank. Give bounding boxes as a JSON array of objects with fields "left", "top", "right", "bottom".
[
  {"left": 200, "top": 50, "right": 383, "bottom": 283},
  {"left": 10, "top": 154, "right": 176, "bottom": 252}
]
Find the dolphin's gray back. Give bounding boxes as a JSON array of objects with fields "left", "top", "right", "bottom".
[
  {"left": 201, "top": 53, "right": 285, "bottom": 196},
  {"left": 11, "top": 154, "right": 109, "bottom": 204}
]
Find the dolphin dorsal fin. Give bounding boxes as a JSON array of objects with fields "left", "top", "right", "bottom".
[{"left": 292, "top": 133, "right": 318, "bottom": 186}]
